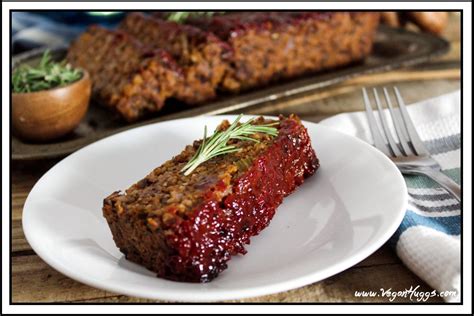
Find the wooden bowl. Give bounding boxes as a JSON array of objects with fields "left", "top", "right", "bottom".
[{"left": 12, "top": 71, "right": 92, "bottom": 142}]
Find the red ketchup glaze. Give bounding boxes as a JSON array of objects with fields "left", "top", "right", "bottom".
[
  {"left": 190, "top": 12, "right": 335, "bottom": 40},
  {"left": 126, "top": 13, "right": 233, "bottom": 62},
  {"left": 163, "top": 118, "right": 319, "bottom": 282}
]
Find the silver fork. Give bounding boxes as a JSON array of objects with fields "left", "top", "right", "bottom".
[{"left": 363, "top": 87, "right": 461, "bottom": 201}]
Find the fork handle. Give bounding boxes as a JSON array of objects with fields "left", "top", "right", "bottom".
[{"left": 410, "top": 169, "right": 461, "bottom": 202}]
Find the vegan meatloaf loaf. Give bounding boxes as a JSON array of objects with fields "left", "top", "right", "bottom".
[
  {"left": 119, "top": 13, "right": 231, "bottom": 104},
  {"left": 103, "top": 115, "right": 319, "bottom": 282},
  {"left": 67, "top": 26, "right": 183, "bottom": 122},
  {"left": 185, "top": 11, "right": 380, "bottom": 92}
]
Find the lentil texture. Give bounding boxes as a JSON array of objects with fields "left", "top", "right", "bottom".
[
  {"left": 187, "top": 11, "right": 381, "bottom": 92},
  {"left": 67, "top": 26, "right": 183, "bottom": 122},
  {"left": 119, "top": 13, "right": 231, "bottom": 104}
]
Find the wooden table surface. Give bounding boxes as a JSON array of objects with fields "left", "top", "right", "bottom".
[{"left": 11, "top": 14, "right": 461, "bottom": 303}]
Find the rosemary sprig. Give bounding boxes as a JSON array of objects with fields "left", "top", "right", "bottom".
[
  {"left": 166, "top": 11, "right": 224, "bottom": 23},
  {"left": 12, "top": 50, "right": 82, "bottom": 93},
  {"left": 181, "top": 115, "right": 278, "bottom": 176}
]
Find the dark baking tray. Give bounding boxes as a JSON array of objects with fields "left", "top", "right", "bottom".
[{"left": 12, "top": 25, "right": 449, "bottom": 160}]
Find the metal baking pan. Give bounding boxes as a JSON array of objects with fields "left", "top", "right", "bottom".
[{"left": 12, "top": 25, "right": 449, "bottom": 160}]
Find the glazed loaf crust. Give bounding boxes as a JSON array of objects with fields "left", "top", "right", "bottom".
[
  {"left": 187, "top": 12, "right": 381, "bottom": 92},
  {"left": 103, "top": 115, "right": 319, "bottom": 282},
  {"left": 119, "top": 13, "right": 231, "bottom": 104},
  {"left": 66, "top": 26, "right": 183, "bottom": 122},
  {"left": 68, "top": 12, "right": 380, "bottom": 121}
]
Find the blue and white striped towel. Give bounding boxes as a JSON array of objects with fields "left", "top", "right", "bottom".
[{"left": 320, "top": 90, "right": 461, "bottom": 302}]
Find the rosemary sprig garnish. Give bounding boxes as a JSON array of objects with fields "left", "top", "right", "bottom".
[
  {"left": 12, "top": 50, "right": 82, "bottom": 93},
  {"left": 181, "top": 115, "right": 278, "bottom": 176},
  {"left": 166, "top": 11, "right": 224, "bottom": 23}
]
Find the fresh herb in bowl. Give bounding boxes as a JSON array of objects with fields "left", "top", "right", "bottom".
[
  {"left": 12, "top": 49, "right": 91, "bottom": 142},
  {"left": 12, "top": 50, "right": 82, "bottom": 93}
]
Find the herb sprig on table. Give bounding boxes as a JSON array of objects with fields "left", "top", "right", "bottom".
[
  {"left": 166, "top": 11, "right": 224, "bottom": 23},
  {"left": 12, "top": 50, "right": 82, "bottom": 93},
  {"left": 181, "top": 114, "right": 278, "bottom": 176}
]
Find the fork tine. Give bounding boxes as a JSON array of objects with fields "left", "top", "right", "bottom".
[
  {"left": 362, "top": 88, "right": 391, "bottom": 156},
  {"left": 373, "top": 88, "right": 402, "bottom": 157},
  {"left": 383, "top": 87, "right": 413, "bottom": 156},
  {"left": 394, "top": 87, "right": 430, "bottom": 156}
]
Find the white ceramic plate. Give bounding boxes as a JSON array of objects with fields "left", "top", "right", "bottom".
[{"left": 23, "top": 115, "right": 407, "bottom": 302}]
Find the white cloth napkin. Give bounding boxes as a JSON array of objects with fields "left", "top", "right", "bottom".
[{"left": 319, "top": 90, "right": 461, "bottom": 302}]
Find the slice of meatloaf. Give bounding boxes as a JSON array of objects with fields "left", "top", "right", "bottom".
[
  {"left": 67, "top": 25, "right": 183, "bottom": 122},
  {"left": 103, "top": 115, "right": 319, "bottom": 282},
  {"left": 186, "top": 11, "right": 380, "bottom": 92},
  {"left": 119, "top": 12, "right": 231, "bottom": 104}
]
